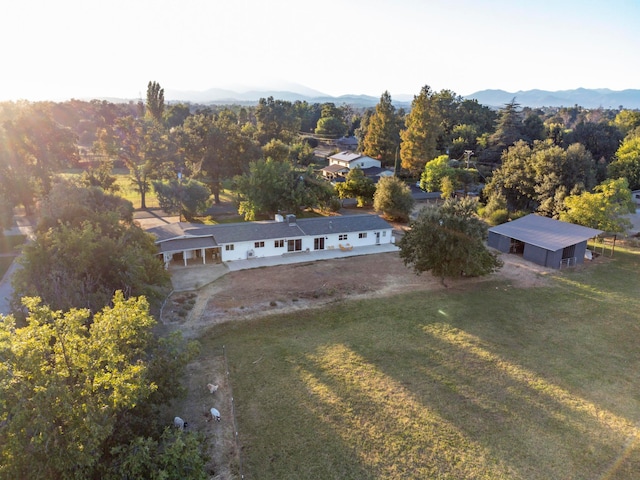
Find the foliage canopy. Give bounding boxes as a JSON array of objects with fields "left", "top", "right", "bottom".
[{"left": 399, "top": 198, "right": 502, "bottom": 285}]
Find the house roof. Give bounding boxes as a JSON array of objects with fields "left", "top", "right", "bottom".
[
  {"left": 336, "top": 136, "right": 358, "bottom": 146},
  {"left": 361, "top": 166, "right": 394, "bottom": 178},
  {"left": 488, "top": 214, "right": 602, "bottom": 251},
  {"left": 148, "top": 214, "right": 393, "bottom": 248},
  {"left": 329, "top": 151, "right": 363, "bottom": 162},
  {"left": 321, "top": 164, "right": 349, "bottom": 174},
  {"left": 294, "top": 214, "right": 392, "bottom": 236},
  {"left": 148, "top": 222, "right": 194, "bottom": 242},
  {"left": 157, "top": 236, "right": 217, "bottom": 254}
]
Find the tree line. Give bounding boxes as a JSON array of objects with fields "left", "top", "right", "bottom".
[{"left": 2, "top": 83, "right": 639, "bottom": 226}]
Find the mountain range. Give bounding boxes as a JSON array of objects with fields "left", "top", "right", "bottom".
[
  {"left": 162, "top": 85, "right": 640, "bottom": 110},
  {"left": 466, "top": 88, "right": 640, "bottom": 109}
]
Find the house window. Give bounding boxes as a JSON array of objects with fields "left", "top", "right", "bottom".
[
  {"left": 225, "top": 244, "right": 234, "bottom": 251},
  {"left": 359, "top": 232, "right": 367, "bottom": 239},
  {"left": 274, "top": 239, "right": 284, "bottom": 248},
  {"left": 254, "top": 241, "right": 265, "bottom": 248},
  {"left": 339, "top": 234, "right": 348, "bottom": 241},
  {"left": 287, "top": 239, "right": 302, "bottom": 252},
  {"left": 382, "top": 231, "right": 386, "bottom": 237}
]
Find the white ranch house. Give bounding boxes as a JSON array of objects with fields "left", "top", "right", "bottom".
[{"left": 148, "top": 214, "right": 395, "bottom": 268}]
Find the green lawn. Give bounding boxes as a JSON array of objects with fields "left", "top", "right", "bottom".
[
  {"left": 197, "top": 249, "right": 640, "bottom": 479},
  {"left": 112, "top": 170, "right": 160, "bottom": 209}
]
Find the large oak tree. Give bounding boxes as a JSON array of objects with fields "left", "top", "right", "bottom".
[{"left": 399, "top": 198, "right": 502, "bottom": 286}]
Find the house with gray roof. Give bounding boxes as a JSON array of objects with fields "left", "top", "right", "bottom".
[
  {"left": 320, "top": 151, "right": 394, "bottom": 183},
  {"left": 487, "top": 214, "right": 602, "bottom": 268},
  {"left": 147, "top": 214, "right": 395, "bottom": 268}
]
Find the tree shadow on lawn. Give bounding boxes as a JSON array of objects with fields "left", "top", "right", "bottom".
[
  {"left": 292, "top": 322, "right": 639, "bottom": 479},
  {"left": 202, "top": 252, "right": 640, "bottom": 479}
]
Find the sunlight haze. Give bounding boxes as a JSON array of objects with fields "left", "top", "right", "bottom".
[{"left": 1, "top": 0, "right": 638, "bottom": 102}]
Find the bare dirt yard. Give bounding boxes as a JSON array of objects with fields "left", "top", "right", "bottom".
[
  {"left": 163, "top": 251, "right": 555, "bottom": 337},
  {"left": 161, "top": 251, "right": 566, "bottom": 479}
]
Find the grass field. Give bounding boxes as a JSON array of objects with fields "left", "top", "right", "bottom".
[
  {"left": 112, "top": 169, "right": 160, "bottom": 209},
  {"left": 197, "top": 248, "right": 640, "bottom": 479}
]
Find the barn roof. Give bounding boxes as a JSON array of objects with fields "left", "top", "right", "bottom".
[{"left": 488, "top": 214, "right": 602, "bottom": 251}]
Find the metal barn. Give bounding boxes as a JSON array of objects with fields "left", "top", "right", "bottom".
[{"left": 487, "top": 214, "right": 602, "bottom": 269}]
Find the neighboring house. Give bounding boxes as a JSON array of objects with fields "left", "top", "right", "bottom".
[
  {"left": 631, "top": 190, "right": 640, "bottom": 207},
  {"left": 327, "top": 151, "right": 381, "bottom": 170},
  {"left": 321, "top": 151, "right": 392, "bottom": 182},
  {"left": 487, "top": 214, "right": 602, "bottom": 269},
  {"left": 148, "top": 214, "right": 394, "bottom": 268}
]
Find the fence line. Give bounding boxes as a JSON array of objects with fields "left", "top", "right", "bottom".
[{"left": 223, "top": 344, "right": 245, "bottom": 479}]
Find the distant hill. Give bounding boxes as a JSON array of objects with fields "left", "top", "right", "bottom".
[
  {"left": 464, "top": 88, "right": 640, "bottom": 109},
  {"left": 108, "top": 84, "right": 640, "bottom": 110},
  {"left": 163, "top": 85, "right": 409, "bottom": 109}
]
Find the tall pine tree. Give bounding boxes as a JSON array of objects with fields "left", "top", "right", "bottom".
[
  {"left": 146, "top": 81, "right": 165, "bottom": 123},
  {"left": 362, "top": 91, "right": 402, "bottom": 167},
  {"left": 400, "top": 85, "right": 443, "bottom": 176}
]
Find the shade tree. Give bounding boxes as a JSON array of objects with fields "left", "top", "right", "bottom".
[
  {"left": 152, "top": 178, "right": 211, "bottom": 221},
  {"left": 234, "top": 158, "right": 334, "bottom": 220},
  {"left": 564, "top": 120, "right": 623, "bottom": 170},
  {"left": 483, "top": 140, "right": 596, "bottom": 217},
  {"left": 334, "top": 167, "right": 377, "bottom": 207},
  {"left": 254, "top": 96, "right": 300, "bottom": 144},
  {"left": 177, "top": 111, "right": 260, "bottom": 204},
  {"left": 0, "top": 293, "right": 205, "bottom": 479},
  {"left": 607, "top": 129, "right": 640, "bottom": 190},
  {"left": 373, "top": 175, "right": 415, "bottom": 222},
  {"left": 399, "top": 197, "right": 502, "bottom": 286},
  {"left": 37, "top": 178, "right": 133, "bottom": 233},
  {"left": 314, "top": 102, "right": 347, "bottom": 139},
  {"left": 419, "top": 155, "right": 456, "bottom": 192},
  {"left": 95, "top": 115, "right": 175, "bottom": 209},
  {"left": 0, "top": 293, "right": 157, "bottom": 479},
  {"left": 12, "top": 182, "right": 168, "bottom": 314},
  {"left": 613, "top": 110, "right": 640, "bottom": 137},
  {"left": 1, "top": 103, "right": 79, "bottom": 212},
  {"left": 560, "top": 177, "right": 635, "bottom": 233}
]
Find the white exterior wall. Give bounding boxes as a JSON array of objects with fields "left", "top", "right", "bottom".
[
  {"left": 220, "top": 236, "right": 304, "bottom": 261},
  {"left": 321, "top": 229, "right": 392, "bottom": 250},
  {"left": 220, "top": 239, "right": 281, "bottom": 261},
  {"left": 219, "top": 227, "right": 393, "bottom": 262},
  {"left": 350, "top": 157, "right": 381, "bottom": 169}
]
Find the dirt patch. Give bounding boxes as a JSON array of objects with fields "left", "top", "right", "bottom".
[{"left": 164, "top": 251, "right": 554, "bottom": 339}]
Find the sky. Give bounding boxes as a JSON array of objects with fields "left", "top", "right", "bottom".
[{"left": 1, "top": 0, "right": 639, "bottom": 102}]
